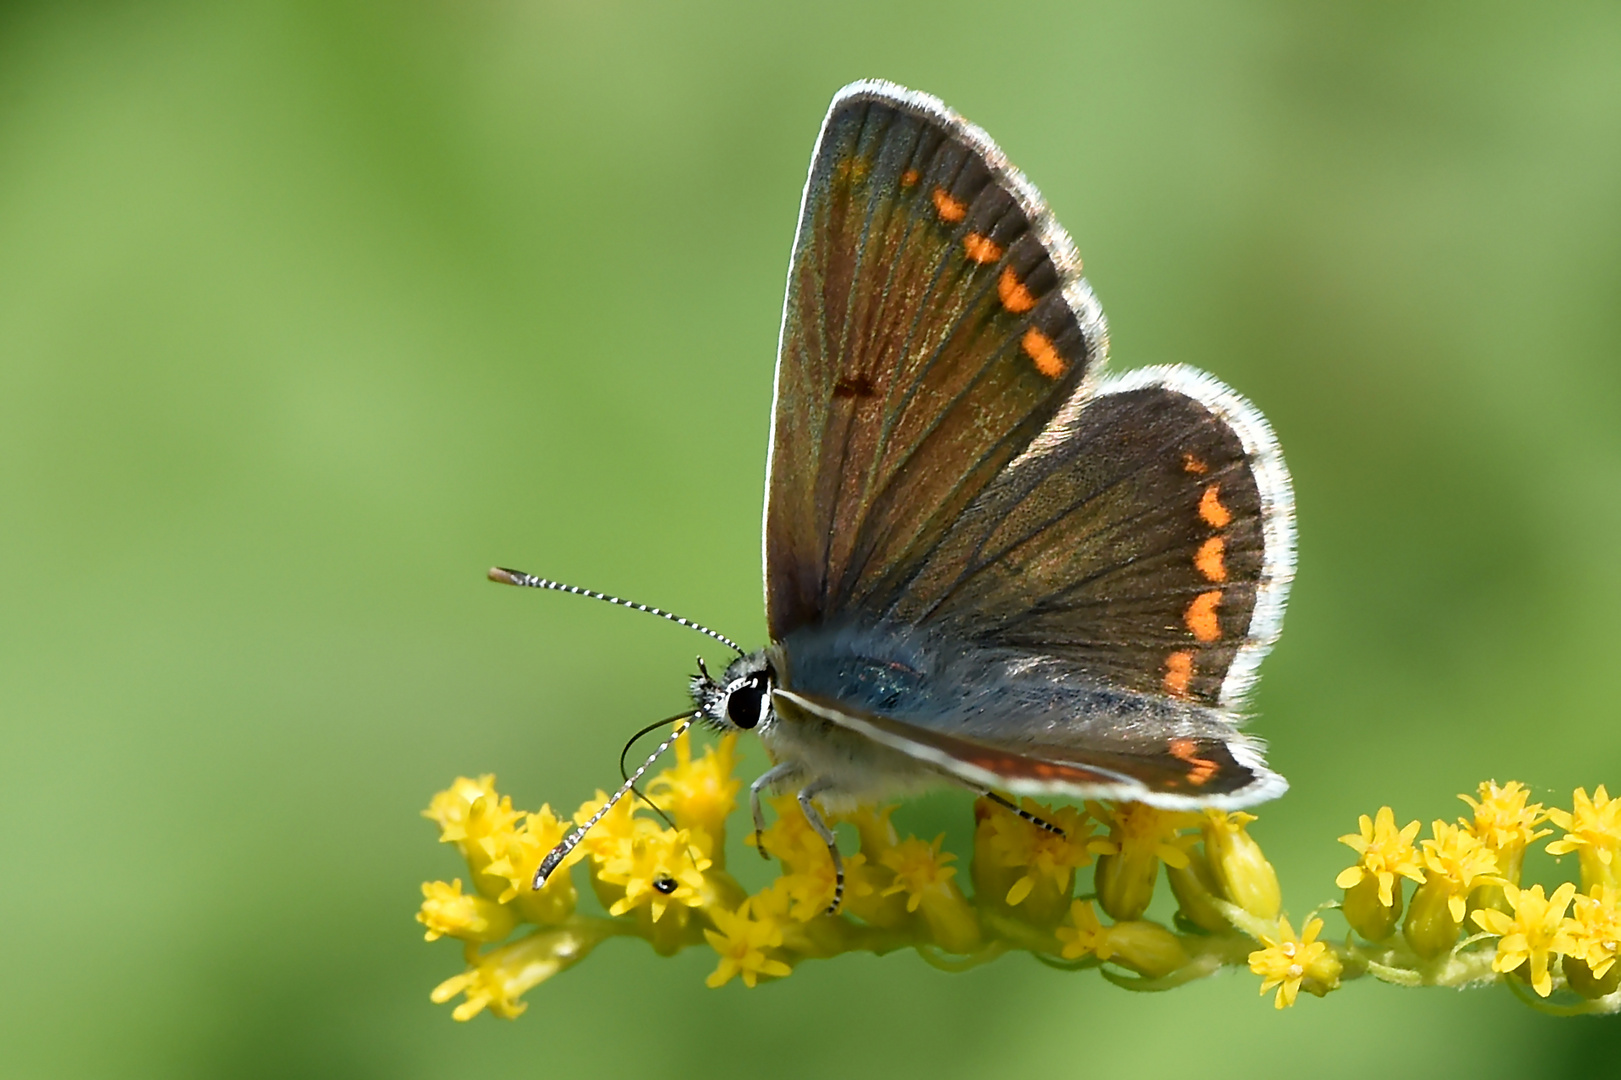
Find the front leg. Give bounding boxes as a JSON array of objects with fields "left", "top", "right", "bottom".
[
  {"left": 749, "top": 762, "right": 800, "bottom": 860},
  {"left": 795, "top": 779, "right": 844, "bottom": 915}
]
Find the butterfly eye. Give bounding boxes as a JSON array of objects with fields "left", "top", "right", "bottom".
[{"left": 725, "top": 674, "right": 770, "bottom": 729}]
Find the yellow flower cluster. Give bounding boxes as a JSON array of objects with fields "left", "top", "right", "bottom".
[
  {"left": 419, "top": 746, "right": 1621, "bottom": 1019},
  {"left": 1320, "top": 781, "right": 1621, "bottom": 1009}
]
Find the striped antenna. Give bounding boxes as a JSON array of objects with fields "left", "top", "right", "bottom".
[
  {"left": 489, "top": 567, "right": 744, "bottom": 656},
  {"left": 533, "top": 714, "right": 696, "bottom": 889}
]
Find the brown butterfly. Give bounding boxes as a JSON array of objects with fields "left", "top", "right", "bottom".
[{"left": 508, "top": 80, "right": 1294, "bottom": 912}]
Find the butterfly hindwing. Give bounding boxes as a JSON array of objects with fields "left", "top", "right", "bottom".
[
  {"left": 890, "top": 366, "right": 1295, "bottom": 709},
  {"left": 765, "top": 81, "right": 1109, "bottom": 640}
]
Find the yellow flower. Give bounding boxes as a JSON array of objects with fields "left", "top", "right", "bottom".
[
  {"left": 704, "top": 894, "right": 793, "bottom": 988},
  {"left": 1404, "top": 820, "right": 1505, "bottom": 958},
  {"left": 1420, "top": 820, "right": 1504, "bottom": 922},
  {"left": 1202, "top": 809, "right": 1281, "bottom": 921},
  {"left": 1566, "top": 884, "right": 1621, "bottom": 983},
  {"left": 431, "top": 924, "right": 609, "bottom": 1020},
  {"left": 1090, "top": 801, "right": 1200, "bottom": 921},
  {"left": 597, "top": 825, "right": 712, "bottom": 922},
  {"left": 1056, "top": 899, "right": 1113, "bottom": 961},
  {"left": 573, "top": 788, "right": 648, "bottom": 866},
  {"left": 777, "top": 850, "right": 874, "bottom": 922},
  {"left": 1461, "top": 780, "right": 1549, "bottom": 853},
  {"left": 1471, "top": 882, "right": 1578, "bottom": 997},
  {"left": 481, "top": 803, "right": 580, "bottom": 924},
  {"left": 881, "top": 834, "right": 980, "bottom": 953},
  {"left": 647, "top": 730, "right": 741, "bottom": 841},
  {"left": 880, "top": 834, "right": 959, "bottom": 913},
  {"left": 1336, "top": 807, "right": 1425, "bottom": 907},
  {"left": 417, "top": 879, "right": 518, "bottom": 943},
  {"left": 1459, "top": 780, "right": 1549, "bottom": 894},
  {"left": 1547, "top": 786, "right": 1621, "bottom": 891},
  {"left": 1248, "top": 917, "right": 1342, "bottom": 1009},
  {"left": 423, "top": 775, "right": 526, "bottom": 898},
  {"left": 976, "top": 798, "right": 1098, "bottom": 906},
  {"left": 750, "top": 793, "right": 828, "bottom": 871},
  {"left": 835, "top": 803, "right": 901, "bottom": 855}
]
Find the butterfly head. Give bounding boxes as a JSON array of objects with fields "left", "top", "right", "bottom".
[{"left": 691, "top": 650, "right": 776, "bottom": 733}]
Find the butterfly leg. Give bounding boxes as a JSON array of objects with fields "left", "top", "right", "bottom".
[
  {"left": 982, "top": 790, "right": 1066, "bottom": 838},
  {"left": 795, "top": 780, "right": 844, "bottom": 915},
  {"left": 749, "top": 762, "right": 799, "bottom": 860}
]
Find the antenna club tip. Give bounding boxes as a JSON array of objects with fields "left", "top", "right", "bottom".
[{"left": 488, "top": 567, "right": 524, "bottom": 585}]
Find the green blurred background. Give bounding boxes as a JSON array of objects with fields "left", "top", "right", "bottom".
[{"left": 3, "top": 1, "right": 1619, "bottom": 1075}]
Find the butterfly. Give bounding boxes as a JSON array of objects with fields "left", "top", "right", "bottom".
[{"left": 505, "top": 79, "right": 1295, "bottom": 912}]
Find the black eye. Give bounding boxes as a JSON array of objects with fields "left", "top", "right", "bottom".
[
  {"left": 652, "top": 875, "right": 677, "bottom": 895},
  {"left": 725, "top": 675, "right": 768, "bottom": 729}
]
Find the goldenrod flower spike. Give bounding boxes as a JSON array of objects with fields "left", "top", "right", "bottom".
[
  {"left": 1547, "top": 786, "right": 1621, "bottom": 891},
  {"left": 420, "top": 763, "right": 1621, "bottom": 1018}
]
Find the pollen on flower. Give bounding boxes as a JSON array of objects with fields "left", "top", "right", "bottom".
[
  {"left": 1471, "top": 882, "right": 1579, "bottom": 997},
  {"left": 704, "top": 893, "right": 793, "bottom": 988},
  {"left": 1335, "top": 806, "right": 1425, "bottom": 907},
  {"left": 1248, "top": 917, "right": 1341, "bottom": 1009}
]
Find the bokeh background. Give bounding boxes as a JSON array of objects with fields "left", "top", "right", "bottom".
[{"left": 3, "top": 1, "right": 1619, "bottom": 1076}]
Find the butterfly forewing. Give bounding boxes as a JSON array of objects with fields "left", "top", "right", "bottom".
[{"left": 765, "top": 82, "right": 1108, "bottom": 641}]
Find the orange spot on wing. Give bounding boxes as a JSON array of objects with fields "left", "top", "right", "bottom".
[
  {"left": 1163, "top": 650, "right": 1194, "bottom": 698},
  {"left": 1182, "top": 453, "right": 1209, "bottom": 475},
  {"left": 998, "top": 266, "right": 1036, "bottom": 313},
  {"left": 1021, "top": 327, "right": 1067, "bottom": 379},
  {"left": 963, "top": 233, "right": 1003, "bottom": 263},
  {"left": 1199, "top": 484, "right": 1232, "bottom": 529},
  {"left": 932, "top": 187, "right": 967, "bottom": 223},
  {"left": 1195, "top": 536, "right": 1227, "bottom": 583},
  {"left": 900, "top": 168, "right": 920, "bottom": 187},
  {"left": 1185, "top": 589, "right": 1223, "bottom": 642},
  {"left": 1168, "top": 738, "right": 1218, "bottom": 786}
]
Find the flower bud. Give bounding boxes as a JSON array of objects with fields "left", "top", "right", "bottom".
[
  {"left": 1095, "top": 849, "right": 1160, "bottom": 922},
  {"left": 1403, "top": 876, "right": 1462, "bottom": 959},
  {"left": 1103, "top": 921, "right": 1190, "bottom": 978},
  {"left": 1563, "top": 954, "right": 1621, "bottom": 1000},
  {"left": 1166, "top": 855, "right": 1230, "bottom": 933},
  {"left": 1204, "top": 811, "right": 1280, "bottom": 920},
  {"left": 1342, "top": 873, "right": 1401, "bottom": 941}
]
